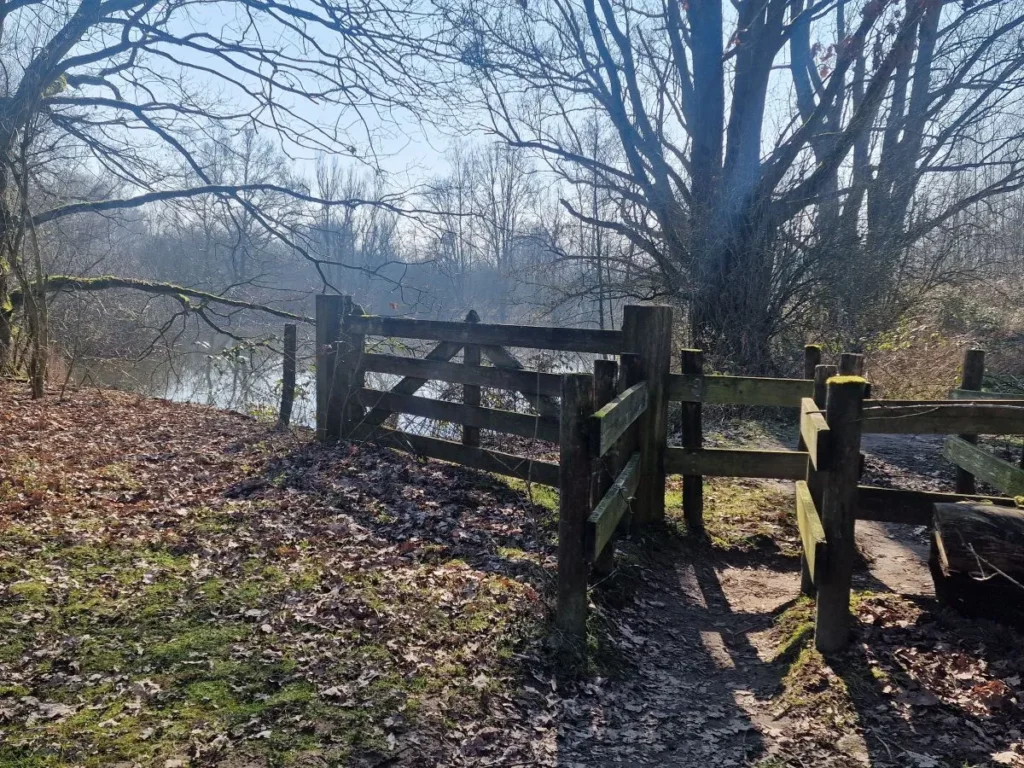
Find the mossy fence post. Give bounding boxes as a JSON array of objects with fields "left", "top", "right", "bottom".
[
  {"left": 680, "top": 348, "right": 704, "bottom": 534},
  {"left": 955, "top": 348, "right": 985, "bottom": 494},
  {"left": 278, "top": 323, "right": 297, "bottom": 428},
  {"left": 814, "top": 375, "right": 868, "bottom": 653},
  {"left": 801, "top": 363, "right": 837, "bottom": 597},
  {"left": 315, "top": 294, "right": 347, "bottom": 441},
  {"left": 462, "top": 310, "right": 481, "bottom": 447},
  {"left": 556, "top": 372, "right": 595, "bottom": 649},
  {"left": 622, "top": 305, "right": 672, "bottom": 525}
]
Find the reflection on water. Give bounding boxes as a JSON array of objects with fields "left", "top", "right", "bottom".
[{"left": 78, "top": 344, "right": 317, "bottom": 427}]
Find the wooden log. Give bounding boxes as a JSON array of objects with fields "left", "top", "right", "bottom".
[
  {"left": 944, "top": 436, "right": 1024, "bottom": 497},
  {"left": 668, "top": 373, "right": 813, "bottom": 406},
  {"left": 346, "top": 314, "right": 626, "bottom": 354},
  {"left": 278, "top": 323, "right": 297, "bottom": 428},
  {"left": 796, "top": 480, "right": 827, "bottom": 585},
  {"left": 665, "top": 447, "right": 809, "bottom": 480},
  {"left": 353, "top": 388, "right": 560, "bottom": 443},
  {"left": 360, "top": 352, "right": 563, "bottom": 397},
  {"left": 556, "top": 374, "right": 595, "bottom": 649},
  {"left": 589, "top": 381, "right": 648, "bottom": 458},
  {"left": 480, "top": 345, "right": 560, "bottom": 418},
  {"left": 463, "top": 310, "right": 481, "bottom": 447},
  {"left": 860, "top": 401, "right": 1024, "bottom": 435},
  {"left": 955, "top": 348, "right": 986, "bottom": 494},
  {"left": 586, "top": 453, "right": 641, "bottom": 563},
  {"left": 856, "top": 485, "right": 1016, "bottom": 526},
  {"left": 800, "top": 397, "right": 832, "bottom": 471},
  {"left": 930, "top": 503, "right": 1024, "bottom": 628},
  {"left": 839, "top": 353, "right": 864, "bottom": 376},
  {"left": 315, "top": 294, "right": 346, "bottom": 440},
  {"left": 591, "top": 360, "right": 620, "bottom": 576},
  {"left": 680, "top": 349, "right": 704, "bottom": 534},
  {"left": 348, "top": 423, "right": 560, "bottom": 486},
  {"left": 815, "top": 376, "right": 868, "bottom": 654},
  {"left": 623, "top": 305, "right": 672, "bottom": 524}
]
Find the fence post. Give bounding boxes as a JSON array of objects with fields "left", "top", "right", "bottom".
[
  {"left": 680, "top": 349, "right": 704, "bottom": 534},
  {"left": 556, "top": 373, "right": 595, "bottom": 649},
  {"left": 804, "top": 345, "right": 822, "bottom": 380},
  {"left": 839, "top": 352, "right": 864, "bottom": 376},
  {"left": 337, "top": 297, "right": 366, "bottom": 439},
  {"left": 955, "top": 348, "right": 986, "bottom": 494},
  {"left": 315, "top": 294, "right": 347, "bottom": 441},
  {"left": 463, "top": 310, "right": 481, "bottom": 447},
  {"left": 801, "top": 363, "right": 837, "bottom": 596},
  {"left": 592, "top": 359, "right": 619, "bottom": 577},
  {"left": 814, "top": 375, "right": 868, "bottom": 653},
  {"left": 622, "top": 305, "right": 672, "bottom": 525},
  {"left": 278, "top": 323, "right": 297, "bottom": 429}
]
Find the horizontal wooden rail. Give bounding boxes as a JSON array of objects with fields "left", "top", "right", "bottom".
[
  {"left": 950, "top": 389, "right": 1024, "bottom": 401},
  {"left": 861, "top": 401, "right": 1024, "bottom": 435},
  {"left": 346, "top": 315, "right": 626, "bottom": 354},
  {"left": 943, "top": 436, "right": 1024, "bottom": 496},
  {"left": 586, "top": 453, "right": 640, "bottom": 561},
  {"left": 665, "top": 447, "right": 809, "bottom": 480},
  {"left": 855, "top": 485, "right": 1016, "bottom": 526},
  {"left": 353, "top": 388, "right": 560, "bottom": 443},
  {"left": 361, "top": 353, "right": 563, "bottom": 397},
  {"left": 589, "top": 382, "right": 648, "bottom": 457},
  {"left": 348, "top": 424, "right": 560, "bottom": 487},
  {"left": 799, "top": 397, "right": 832, "bottom": 470},
  {"left": 796, "top": 480, "right": 826, "bottom": 584},
  {"left": 669, "top": 373, "right": 813, "bottom": 407}
]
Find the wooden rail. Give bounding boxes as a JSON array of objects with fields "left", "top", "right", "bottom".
[
  {"left": 799, "top": 397, "right": 832, "bottom": 470},
  {"left": 856, "top": 485, "right": 1017, "bottom": 526},
  {"left": 943, "top": 436, "right": 1024, "bottom": 497},
  {"left": 586, "top": 453, "right": 641, "bottom": 562},
  {"left": 669, "top": 373, "right": 813, "bottom": 406},
  {"left": 360, "top": 352, "right": 563, "bottom": 397},
  {"left": 796, "top": 480, "right": 826, "bottom": 585},
  {"left": 665, "top": 447, "right": 809, "bottom": 480},
  {"left": 589, "top": 382, "right": 648, "bottom": 457},
  {"left": 950, "top": 389, "right": 1024, "bottom": 401},
  {"left": 346, "top": 314, "right": 626, "bottom": 354},
  {"left": 860, "top": 401, "right": 1024, "bottom": 435},
  {"left": 353, "top": 388, "right": 560, "bottom": 443},
  {"left": 348, "top": 423, "right": 560, "bottom": 486}
]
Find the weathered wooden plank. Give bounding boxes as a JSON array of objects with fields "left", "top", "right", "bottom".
[
  {"left": 353, "top": 388, "right": 560, "bottom": 443},
  {"left": 359, "top": 339, "right": 463, "bottom": 428},
  {"left": 665, "top": 447, "right": 809, "bottom": 480},
  {"left": 950, "top": 389, "right": 1024, "bottom": 401},
  {"left": 800, "top": 397, "right": 832, "bottom": 470},
  {"left": 943, "top": 436, "right": 1024, "bottom": 497},
  {"left": 463, "top": 310, "right": 481, "bottom": 447},
  {"left": 278, "top": 323, "right": 297, "bottom": 428},
  {"left": 480, "top": 345, "right": 560, "bottom": 418},
  {"left": 856, "top": 485, "right": 1015, "bottom": 526},
  {"left": 668, "top": 373, "right": 813, "bottom": 406},
  {"left": 346, "top": 314, "right": 626, "bottom": 354},
  {"left": 956, "top": 349, "right": 987, "bottom": 494},
  {"left": 589, "top": 382, "right": 648, "bottom": 458},
  {"left": 361, "top": 352, "right": 563, "bottom": 397},
  {"left": 861, "top": 401, "right": 1024, "bottom": 435},
  {"left": 586, "top": 453, "right": 641, "bottom": 562},
  {"left": 796, "top": 480, "right": 827, "bottom": 584},
  {"left": 348, "top": 423, "right": 560, "bottom": 486}
]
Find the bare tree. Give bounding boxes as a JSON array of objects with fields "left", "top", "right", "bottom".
[{"left": 450, "top": 0, "right": 1024, "bottom": 369}]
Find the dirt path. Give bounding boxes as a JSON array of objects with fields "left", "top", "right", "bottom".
[{"left": 556, "top": 553, "right": 800, "bottom": 766}]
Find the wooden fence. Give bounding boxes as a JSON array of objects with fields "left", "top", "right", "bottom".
[{"left": 314, "top": 297, "right": 1024, "bottom": 654}]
